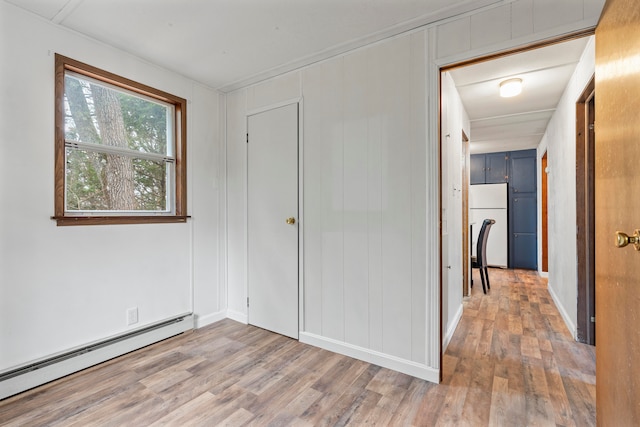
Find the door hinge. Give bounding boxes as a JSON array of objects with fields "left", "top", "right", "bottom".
[
  {"left": 589, "top": 123, "right": 595, "bottom": 131},
  {"left": 591, "top": 316, "right": 595, "bottom": 323},
  {"left": 246, "top": 133, "right": 249, "bottom": 143},
  {"left": 247, "top": 297, "right": 249, "bottom": 307}
]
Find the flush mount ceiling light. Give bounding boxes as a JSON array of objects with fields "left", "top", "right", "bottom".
[{"left": 499, "top": 78, "right": 523, "bottom": 98}]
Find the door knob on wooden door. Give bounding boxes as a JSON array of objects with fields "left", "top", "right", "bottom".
[
  {"left": 615, "top": 230, "right": 640, "bottom": 250},
  {"left": 286, "top": 217, "right": 296, "bottom": 225}
]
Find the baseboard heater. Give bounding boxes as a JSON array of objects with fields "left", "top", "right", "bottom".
[{"left": 0, "top": 313, "right": 193, "bottom": 400}]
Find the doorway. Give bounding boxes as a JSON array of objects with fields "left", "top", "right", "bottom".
[
  {"left": 440, "top": 33, "right": 595, "bottom": 362},
  {"left": 247, "top": 103, "right": 299, "bottom": 339}
]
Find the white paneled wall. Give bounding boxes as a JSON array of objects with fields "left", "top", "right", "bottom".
[
  {"left": 435, "top": 0, "right": 603, "bottom": 62},
  {"left": 227, "top": 31, "right": 432, "bottom": 380},
  {"left": 303, "top": 34, "right": 428, "bottom": 362},
  {"left": 441, "top": 72, "right": 470, "bottom": 350},
  {"left": 226, "top": 0, "right": 603, "bottom": 383},
  {"left": 538, "top": 37, "right": 595, "bottom": 338}
]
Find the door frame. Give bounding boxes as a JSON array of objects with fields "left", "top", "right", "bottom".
[
  {"left": 541, "top": 150, "right": 549, "bottom": 273},
  {"left": 245, "top": 97, "right": 305, "bottom": 335},
  {"left": 462, "top": 130, "right": 470, "bottom": 297},
  {"left": 576, "top": 77, "right": 596, "bottom": 345},
  {"left": 437, "top": 29, "right": 596, "bottom": 374}
]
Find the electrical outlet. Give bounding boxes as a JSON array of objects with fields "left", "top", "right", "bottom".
[{"left": 127, "top": 307, "right": 138, "bottom": 325}]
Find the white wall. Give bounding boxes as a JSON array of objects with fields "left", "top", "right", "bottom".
[
  {"left": 538, "top": 37, "right": 595, "bottom": 338},
  {"left": 0, "top": 3, "right": 224, "bottom": 372},
  {"left": 225, "top": 0, "right": 603, "bottom": 383},
  {"left": 441, "top": 72, "right": 471, "bottom": 350},
  {"left": 226, "top": 32, "right": 433, "bottom": 380}
]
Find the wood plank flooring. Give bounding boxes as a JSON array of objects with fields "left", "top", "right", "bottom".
[{"left": 0, "top": 269, "right": 595, "bottom": 426}]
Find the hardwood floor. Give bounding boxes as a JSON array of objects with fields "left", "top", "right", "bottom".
[{"left": 0, "top": 269, "right": 595, "bottom": 426}]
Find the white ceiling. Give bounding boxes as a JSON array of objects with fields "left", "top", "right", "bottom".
[
  {"left": 448, "top": 36, "right": 591, "bottom": 154},
  {"left": 5, "top": 0, "right": 501, "bottom": 91},
  {"left": 7, "top": 0, "right": 591, "bottom": 154}
]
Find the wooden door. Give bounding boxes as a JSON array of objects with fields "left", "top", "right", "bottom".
[
  {"left": 595, "top": 0, "right": 640, "bottom": 423},
  {"left": 247, "top": 103, "right": 299, "bottom": 339}
]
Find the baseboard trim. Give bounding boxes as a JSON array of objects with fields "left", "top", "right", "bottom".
[
  {"left": 299, "top": 332, "right": 439, "bottom": 384},
  {"left": 547, "top": 282, "right": 577, "bottom": 339},
  {"left": 443, "top": 303, "right": 464, "bottom": 352},
  {"left": 194, "top": 311, "right": 227, "bottom": 329},
  {"left": 0, "top": 314, "right": 193, "bottom": 400},
  {"left": 226, "top": 309, "right": 248, "bottom": 324}
]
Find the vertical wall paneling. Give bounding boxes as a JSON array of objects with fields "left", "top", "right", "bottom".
[
  {"left": 426, "top": 26, "right": 441, "bottom": 370},
  {"left": 299, "top": 30, "right": 430, "bottom": 375},
  {"left": 302, "top": 58, "right": 345, "bottom": 341},
  {"left": 301, "top": 64, "right": 324, "bottom": 335},
  {"left": 511, "top": 0, "right": 535, "bottom": 39},
  {"left": 532, "top": 0, "right": 584, "bottom": 33},
  {"left": 246, "top": 72, "right": 301, "bottom": 112},
  {"left": 470, "top": 5, "right": 511, "bottom": 50},
  {"left": 343, "top": 50, "right": 370, "bottom": 348},
  {"left": 410, "top": 32, "right": 427, "bottom": 364},
  {"left": 225, "top": 89, "right": 249, "bottom": 321},
  {"left": 379, "top": 36, "right": 413, "bottom": 361},
  {"left": 366, "top": 43, "right": 384, "bottom": 353},
  {"left": 440, "top": 72, "right": 470, "bottom": 351}
]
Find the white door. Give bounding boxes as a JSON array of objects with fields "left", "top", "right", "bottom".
[{"left": 247, "top": 103, "right": 299, "bottom": 339}]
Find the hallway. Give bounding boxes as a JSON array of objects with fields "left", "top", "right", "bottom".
[
  {"left": 0, "top": 270, "right": 595, "bottom": 426},
  {"left": 441, "top": 268, "right": 596, "bottom": 425}
]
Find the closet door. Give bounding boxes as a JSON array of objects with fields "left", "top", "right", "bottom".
[{"left": 509, "top": 150, "right": 537, "bottom": 269}]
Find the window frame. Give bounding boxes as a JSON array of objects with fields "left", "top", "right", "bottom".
[{"left": 53, "top": 54, "right": 188, "bottom": 226}]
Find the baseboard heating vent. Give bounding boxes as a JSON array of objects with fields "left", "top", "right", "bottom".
[{"left": 0, "top": 313, "right": 193, "bottom": 400}]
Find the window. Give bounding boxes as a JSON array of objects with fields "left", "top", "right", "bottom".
[{"left": 54, "top": 54, "right": 187, "bottom": 225}]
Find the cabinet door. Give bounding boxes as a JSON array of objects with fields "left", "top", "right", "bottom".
[
  {"left": 510, "top": 155, "right": 536, "bottom": 193},
  {"left": 508, "top": 149, "right": 537, "bottom": 269},
  {"left": 470, "top": 154, "right": 486, "bottom": 184},
  {"left": 512, "top": 233, "right": 537, "bottom": 269},
  {"left": 485, "top": 152, "right": 508, "bottom": 183}
]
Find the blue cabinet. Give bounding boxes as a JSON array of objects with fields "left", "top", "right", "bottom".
[
  {"left": 470, "top": 155, "right": 486, "bottom": 184},
  {"left": 469, "top": 152, "right": 508, "bottom": 184},
  {"left": 508, "top": 150, "right": 537, "bottom": 270},
  {"left": 470, "top": 149, "right": 537, "bottom": 270},
  {"left": 486, "top": 152, "right": 509, "bottom": 184}
]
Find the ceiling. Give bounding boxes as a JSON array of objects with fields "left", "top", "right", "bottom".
[
  {"left": 448, "top": 36, "right": 591, "bottom": 154},
  {"left": 7, "top": 0, "right": 591, "bottom": 154},
  {"left": 6, "top": 0, "right": 501, "bottom": 92}
]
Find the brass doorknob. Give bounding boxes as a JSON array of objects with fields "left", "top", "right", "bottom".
[
  {"left": 615, "top": 230, "right": 640, "bottom": 251},
  {"left": 286, "top": 217, "right": 296, "bottom": 225}
]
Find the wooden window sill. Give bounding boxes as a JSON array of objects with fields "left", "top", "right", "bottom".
[{"left": 51, "top": 216, "right": 190, "bottom": 226}]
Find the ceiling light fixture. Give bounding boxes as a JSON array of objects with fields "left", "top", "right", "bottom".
[{"left": 499, "top": 78, "right": 523, "bottom": 98}]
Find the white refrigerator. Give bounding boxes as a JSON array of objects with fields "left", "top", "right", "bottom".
[{"left": 469, "top": 183, "right": 508, "bottom": 268}]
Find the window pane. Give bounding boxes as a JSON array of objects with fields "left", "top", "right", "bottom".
[
  {"left": 65, "top": 148, "right": 170, "bottom": 212},
  {"left": 64, "top": 74, "right": 171, "bottom": 157}
]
